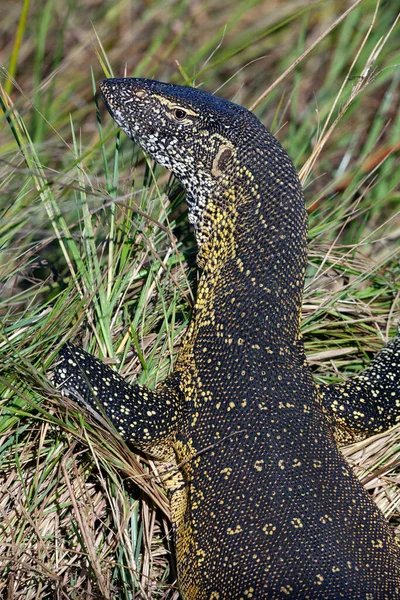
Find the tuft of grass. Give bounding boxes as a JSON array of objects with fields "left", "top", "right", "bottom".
[{"left": 0, "top": 0, "right": 399, "bottom": 596}]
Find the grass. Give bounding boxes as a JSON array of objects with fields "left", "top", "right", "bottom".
[{"left": 0, "top": 0, "right": 399, "bottom": 597}]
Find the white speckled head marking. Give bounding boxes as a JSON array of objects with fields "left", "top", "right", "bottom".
[{"left": 100, "top": 78, "right": 261, "bottom": 247}]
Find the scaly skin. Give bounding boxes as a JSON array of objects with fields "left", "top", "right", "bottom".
[
  {"left": 320, "top": 332, "right": 400, "bottom": 442},
  {"left": 54, "top": 78, "right": 400, "bottom": 599}
]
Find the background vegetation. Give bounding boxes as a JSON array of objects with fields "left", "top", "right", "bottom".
[{"left": 0, "top": 0, "right": 399, "bottom": 597}]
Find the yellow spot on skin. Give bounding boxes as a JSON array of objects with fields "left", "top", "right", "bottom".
[
  {"left": 227, "top": 524, "right": 243, "bottom": 535},
  {"left": 263, "top": 523, "right": 276, "bottom": 535},
  {"left": 291, "top": 518, "right": 303, "bottom": 528},
  {"left": 220, "top": 467, "right": 232, "bottom": 480},
  {"left": 320, "top": 514, "right": 333, "bottom": 524},
  {"left": 196, "top": 548, "right": 206, "bottom": 565},
  {"left": 281, "top": 585, "right": 294, "bottom": 595}
]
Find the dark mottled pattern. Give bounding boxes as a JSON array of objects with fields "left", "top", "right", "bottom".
[{"left": 54, "top": 78, "right": 400, "bottom": 599}]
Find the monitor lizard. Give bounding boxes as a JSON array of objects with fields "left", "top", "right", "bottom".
[{"left": 54, "top": 78, "right": 400, "bottom": 599}]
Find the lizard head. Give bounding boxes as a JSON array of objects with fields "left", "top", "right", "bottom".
[{"left": 100, "top": 78, "right": 258, "bottom": 237}]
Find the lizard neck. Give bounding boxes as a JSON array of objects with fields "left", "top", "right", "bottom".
[{"left": 191, "top": 150, "right": 308, "bottom": 352}]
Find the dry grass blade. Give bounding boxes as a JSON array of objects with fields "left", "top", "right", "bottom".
[
  {"left": 343, "top": 426, "right": 400, "bottom": 529},
  {"left": 299, "top": 5, "right": 399, "bottom": 184},
  {"left": 61, "top": 454, "right": 110, "bottom": 599}
]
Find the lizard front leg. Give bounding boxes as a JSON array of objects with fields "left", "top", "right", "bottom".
[{"left": 53, "top": 342, "right": 183, "bottom": 453}]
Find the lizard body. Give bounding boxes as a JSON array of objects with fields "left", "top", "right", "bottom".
[{"left": 54, "top": 78, "right": 400, "bottom": 598}]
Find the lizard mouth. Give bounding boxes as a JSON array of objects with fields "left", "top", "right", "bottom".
[
  {"left": 99, "top": 79, "right": 147, "bottom": 139},
  {"left": 99, "top": 80, "right": 117, "bottom": 117}
]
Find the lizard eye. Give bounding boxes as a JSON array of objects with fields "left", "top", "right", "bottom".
[{"left": 173, "top": 108, "right": 187, "bottom": 120}]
